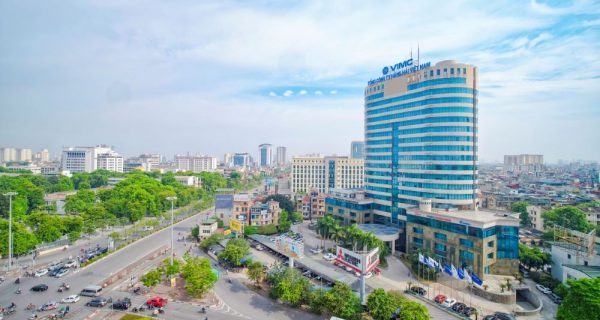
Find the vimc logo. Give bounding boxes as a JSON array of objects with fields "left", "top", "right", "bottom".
[{"left": 382, "top": 58, "right": 414, "bottom": 75}]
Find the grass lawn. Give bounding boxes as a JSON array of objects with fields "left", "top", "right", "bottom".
[{"left": 120, "top": 315, "right": 152, "bottom": 320}]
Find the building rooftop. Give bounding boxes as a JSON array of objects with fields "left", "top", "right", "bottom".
[
  {"left": 562, "top": 264, "right": 600, "bottom": 278},
  {"left": 407, "top": 208, "right": 520, "bottom": 229},
  {"left": 358, "top": 224, "right": 400, "bottom": 241}
]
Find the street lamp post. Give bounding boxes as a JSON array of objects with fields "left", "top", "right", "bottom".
[
  {"left": 166, "top": 196, "right": 177, "bottom": 266},
  {"left": 4, "top": 192, "right": 18, "bottom": 271}
]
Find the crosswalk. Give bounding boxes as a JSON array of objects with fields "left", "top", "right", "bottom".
[{"left": 211, "top": 292, "right": 252, "bottom": 319}]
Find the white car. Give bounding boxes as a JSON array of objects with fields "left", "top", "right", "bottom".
[
  {"left": 55, "top": 268, "right": 69, "bottom": 278},
  {"left": 442, "top": 298, "right": 457, "bottom": 308},
  {"left": 345, "top": 266, "right": 353, "bottom": 273},
  {"left": 61, "top": 295, "right": 80, "bottom": 303},
  {"left": 536, "top": 284, "right": 551, "bottom": 294},
  {"left": 64, "top": 260, "right": 77, "bottom": 268},
  {"left": 323, "top": 253, "right": 335, "bottom": 261},
  {"left": 34, "top": 268, "right": 49, "bottom": 277},
  {"left": 310, "top": 247, "right": 323, "bottom": 254},
  {"left": 364, "top": 272, "right": 373, "bottom": 279}
]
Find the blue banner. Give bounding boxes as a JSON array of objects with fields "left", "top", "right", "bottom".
[
  {"left": 471, "top": 272, "right": 483, "bottom": 286},
  {"left": 443, "top": 264, "right": 452, "bottom": 277}
]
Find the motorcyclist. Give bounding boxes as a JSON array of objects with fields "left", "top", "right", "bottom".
[{"left": 15, "top": 277, "right": 20, "bottom": 284}]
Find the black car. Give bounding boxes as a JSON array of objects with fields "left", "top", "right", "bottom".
[
  {"left": 482, "top": 316, "right": 496, "bottom": 320},
  {"left": 494, "top": 312, "right": 517, "bottom": 320},
  {"left": 548, "top": 293, "right": 562, "bottom": 304},
  {"left": 409, "top": 286, "right": 427, "bottom": 296},
  {"left": 112, "top": 298, "right": 131, "bottom": 310},
  {"left": 451, "top": 302, "right": 466, "bottom": 312},
  {"left": 31, "top": 284, "right": 49, "bottom": 292},
  {"left": 462, "top": 306, "right": 475, "bottom": 316},
  {"left": 86, "top": 298, "right": 109, "bottom": 307}
]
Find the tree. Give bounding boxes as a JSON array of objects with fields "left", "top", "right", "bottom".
[
  {"left": 542, "top": 206, "right": 592, "bottom": 232},
  {"left": 163, "top": 258, "right": 182, "bottom": 277},
  {"left": 257, "top": 224, "right": 278, "bottom": 235},
  {"left": 264, "top": 194, "right": 295, "bottom": 216},
  {"left": 200, "top": 234, "right": 223, "bottom": 250},
  {"left": 181, "top": 256, "right": 218, "bottom": 297},
  {"left": 247, "top": 260, "right": 266, "bottom": 287},
  {"left": 519, "top": 244, "right": 551, "bottom": 271},
  {"left": 218, "top": 238, "right": 249, "bottom": 267},
  {"left": 367, "top": 288, "right": 396, "bottom": 320},
  {"left": 398, "top": 300, "right": 431, "bottom": 320},
  {"left": 309, "top": 288, "right": 327, "bottom": 314},
  {"left": 141, "top": 269, "right": 163, "bottom": 287},
  {"left": 557, "top": 277, "right": 600, "bottom": 320},
  {"left": 191, "top": 226, "right": 200, "bottom": 240},
  {"left": 244, "top": 225, "right": 258, "bottom": 236},
  {"left": 512, "top": 201, "right": 530, "bottom": 227},
  {"left": 278, "top": 209, "right": 291, "bottom": 233},
  {"left": 292, "top": 211, "right": 303, "bottom": 223},
  {"left": 270, "top": 267, "right": 311, "bottom": 307},
  {"left": 324, "top": 282, "right": 362, "bottom": 320}
]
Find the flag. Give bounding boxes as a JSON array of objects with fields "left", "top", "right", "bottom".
[
  {"left": 443, "top": 263, "right": 452, "bottom": 276},
  {"left": 471, "top": 272, "right": 483, "bottom": 286},
  {"left": 451, "top": 264, "right": 459, "bottom": 279},
  {"left": 418, "top": 253, "right": 425, "bottom": 264},
  {"left": 457, "top": 267, "right": 465, "bottom": 280},
  {"left": 427, "top": 257, "right": 437, "bottom": 269},
  {"left": 464, "top": 270, "right": 472, "bottom": 283}
]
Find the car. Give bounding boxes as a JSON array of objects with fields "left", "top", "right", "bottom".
[
  {"left": 434, "top": 294, "right": 447, "bottom": 304},
  {"left": 112, "top": 298, "right": 131, "bottom": 310},
  {"left": 410, "top": 286, "right": 427, "bottom": 296},
  {"left": 442, "top": 298, "right": 457, "bottom": 308},
  {"left": 48, "top": 262, "right": 63, "bottom": 271},
  {"left": 55, "top": 268, "right": 70, "bottom": 278},
  {"left": 548, "top": 293, "right": 562, "bottom": 304},
  {"left": 61, "top": 295, "right": 80, "bottom": 303},
  {"left": 86, "top": 298, "right": 109, "bottom": 307},
  {"left": 536, "top": 284, "right": 551, "bottom": 294},
  {"left": 31, "top": 284, "right": 49, "bottom": 292},
  {"left": 255, "top": 245, "right": 265, "bottom": 251},
  {"left": 63, "top": 260, "right": 77, "bottom": 268},
  {"left": 310, "top": 247, "right": 323, "bottom": 254},
  {"left": 462, "top": 306, "right": 476, "bottom": 317},
  {"left": 38, "top": 301, "right": 58, "bottom": 311},
  {"left": 354, "top": 272, "right": 361, "bottom": 277},
  {"left": 344, "top": 266, "right": 353, "bottom": 272},
  {"left": 34, "top": 268, "right": 49, "bottom": 277},
  {"left": 482, "top": 316, "right": 496, "bottom": 320},
  {"left": 451, "top": 302, "right": 466, "bottom": 312},
  {"left": 323, "top": 253, "right": 336, "bottom": 261},
  {"left": 493, "top": 312, "right": 517, "bottom": 320},
  {"left": 146, "top": 296, "right": 168, "bottom": 308}
]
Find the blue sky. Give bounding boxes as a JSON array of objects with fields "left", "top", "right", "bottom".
[{"left": 0, "top": 0, "right": 599, "bottom": 163}]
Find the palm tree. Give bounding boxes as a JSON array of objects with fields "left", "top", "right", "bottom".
[
  {"left": 332, "top": 225, "right": 346, "bottom": 247},
  {"left": 500, "top": 283, "right": 506, "bottom": 292}
]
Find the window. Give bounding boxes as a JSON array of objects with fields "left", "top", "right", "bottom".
[
  {"left": 436, "top": 69, "right": 440, "bottom": 76},
  {"left": 457, "top": 68, "right": 461, "bottom": 75},
  {"left": 413, "top": 227, "right": 424, "bottom": 234},
  {"left": 463, "top": 68, "right": 466, "bottom": 74},
  {"left": 430, "top": 70, "right": 434, "bottom": 77},
  {"left": 450, "top": 68, "right": 454, "bottom": 75},
  {"left": 413, "top": 237, "right": 423, "bottom": 245},
  {"left": 435, "top": 243, "right": 446, "bottom": 252},
  {"left": 487, "top": 241, "right": 494, "bottom": 248},
  {"left": 585, "top": 261, "right": 588, "bottom": 266},
  {"left": 567, "top": 254, "right": 571, "bottom": 259},
  {"left": 487, "top": 252, "right": 494, "bottom": 259},
  {"left": 460, "top": 250, "right": 474, "bottom": 260},
  {"left": 435, "top": 232, "right": 447, "bottom": 241},
  {"left": 460, "top": 238, "right": 474, "bottom": 248},
  {"left": 443, "top": 68, "right": 447, "bottom": 75}
]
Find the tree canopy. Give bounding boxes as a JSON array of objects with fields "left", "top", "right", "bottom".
[
  {"left": 218, "top": 238, "right": 250, "bottom": 267},
  {"left": 542, "top": 206, "right": 592, "bottom": 232},
  {"left": 556, "top": 277, "right": 600, "bottom": 320}
]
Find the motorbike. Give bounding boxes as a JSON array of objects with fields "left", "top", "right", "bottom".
[
  {"left": 199, "top": 307, "right": 206, "bottom": 313},
  {"left": 15, "top": 288, "right": 22, "bottom": 294},
  {"left": 15, "top": 278, "right": 20, "bottom": 284},
  {"left": 57, "top": 284, "right": 70, "bottom": 292},
  {"left": 26, "top": 303, "right": 36, "bottom": 311}
]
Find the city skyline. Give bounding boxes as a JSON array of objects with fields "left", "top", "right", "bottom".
[{"left": 1, "top": 1, "right": 599, "bottom": 162}]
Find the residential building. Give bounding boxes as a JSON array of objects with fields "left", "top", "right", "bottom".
[
  {"left": 174, "top": 175, "right": 202, "bottom": 188},
  {"left": 34, "top": 149, "right": 50, "bottom": 163},
  {"left": 259, "top": 143, "right": 273, "bottom": 167},
  {"left": 504, "top": 154, "right": 544, "bottom": 173},
  {"left": 0, "top": 147, "right": 18, "bottom": 162},
  {"left": 276, "top": 146, "right": 287, "bottom": 167},
  {"left": 298, "top": 189, "right": 327, "bottom": 221},
  {"left": 250, "top": 201, "right": 281, "bottom": 226},
  {"left": 550, "top": 226, "right": 600, "bottom": 282},
  {"left": 231, "top": 194, "right": 253, "bottom": 225},
  {"left": 18, "top": 148, "right": 33, "bottom": 162},
  {"left": 233, "top": 153, "right": 251, "bottom": 167},
  {"left": 61, "top": 147, "right": 96, "bottom": 173},
  {"left": 350, "top": 141, "right": 365, "bottom": 159},
  {"left": 198, "top": 218, "right": 219, "bottom": 239},
  {"left": 326, "top": 188, "right": 373, "bottom": 225},
  {"left": 291, "top": 155, "right": 364, "bottom": 194},
  {"left": 526, "top": 205, "right": 546, "bottom": 232},
  {"left": 174, "top": 154, "right": 217, "bottom": 172},
  {"left": 97, "top": 150, "right": 124, "bottom": 172}
]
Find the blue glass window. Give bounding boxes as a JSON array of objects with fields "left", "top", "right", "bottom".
[
  {"left": 460, "top": 250, "right": 474, "bottom": 260},
  {"left": 460, "top": 238, "right": 474, "bottom": 248},
  {"left": 450, "top": 68, "right": 454, "bottom": 75},
  {"left": 413, "top": 237, "right": 423, "bottom": 245},
  {"left": 366, "top": 87, "right": 473, "bottom": 109},
  {"left": 435, "top": 243, "right": 447, "bottom": 252},
  {"left": 435, "top": 232, "right": 447, "bottom": 241},
  {"left": 436, "top": 69, "right": 440, "bottom": 76},
  {"left": 413, "top": 227, "right": 423, "bottom": 234}
]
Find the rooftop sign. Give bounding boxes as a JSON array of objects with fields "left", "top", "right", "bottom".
[{"left": 368, "top": 58, "right": 431, "bottom": 86}]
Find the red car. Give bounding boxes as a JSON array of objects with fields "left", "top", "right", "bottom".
[
  {"left": 434, "top": 294, "right": 447, "bottom": 304},
  {"left": 146, "top": 297, "right": 168, "bottom": 308}
]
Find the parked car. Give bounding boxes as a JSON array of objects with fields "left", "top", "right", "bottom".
[
  {"left": 255, "top": 245, "right": 265, "bottom": 251},
  {"left": 536, "top": 284, "right": 551, "bottom": 294},
  {"left": 61, "top": 295, "right": 80, "bottom": 303},
  {"left": 112, "top": 298, "right": 131, "bottom": 310},
  {"left": 462, "top": 306, "right": 476, "bottom": 316},
  {"left": 34, "top": 269, "right": 49, "bottom": 277},
  {"left": 548, "top": 293, "right": 562, "bottom": 304},
  {"left": 310, "top": 247, "right": 323, "bottom": 254},
  {"left": 30, "top": 284, "right": 49, "bottom": 292},
  {"left": 482, "top": 315, "right": 496, "bottom": 320},
  {"left": 410, "top": 286, "right": 427, "bottom": 296},
  {"left": 323, "top": 253, "right": 336, "bottom": 261},
  {"left": 434, "top": 294, "right": 447, "bottom": 304},
  {"left": 55, "top": 268, "right": 70, "bottom": 278},
  {"left": 493, "top": 312, "right": 517, "bottom": 320},
  {"left": 451, "top": 302, "right": 466, "bottom": 312},
  {"left": 146, "top": 296, "right": 168, "bottom": 308},
  {"left": 38, "top": 301, "right": 58, "bottom": 311},
  {"left": 63, "top": 260, "right": 77, "bottom": 268},
  {"left": 86, "top": 298, "right": 109, "bottom": 307},
  {"left": 442, "top": 298, "right": 457, "bottom": 308},
  {"left": 48, "top": 262, "right": 63, "bottom": 272}
]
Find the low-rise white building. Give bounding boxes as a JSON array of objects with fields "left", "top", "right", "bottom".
[
  {"left": 174, "top": 175, "right": 201, "bottom": 188},
  {"left": 199, "top": 218, "right": 219, "bottom": 239},
  {"left": 175, "top": 155, "right": 217, "bottom": 172},
  {"left": 526, "top": 205, "right": 546, "bottom": 232}
]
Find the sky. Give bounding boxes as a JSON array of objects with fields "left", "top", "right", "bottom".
[{"left": 0, "top": 0, "right": 599, "bottom": 163}]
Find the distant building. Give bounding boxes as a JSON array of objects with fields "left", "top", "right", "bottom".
[
  {"left": 34, "top": 149, "right": 50, "bottom": 163},
  {"left": 174, "top": 155, "right": 217, "bottom": 173},
  {"left": 18, "top": 148, "right": 33, "bottom": 162},
  {"left": 61, "top": 146, "right": 113, "bottom": 173},
  {"left": 174, "top": 175, "right": 202, "bottom": 188},
  {"left": 259, "top": 144, "right": 273, "bottom": 167},
  {"left": 233, "top": 153, "right": 251, "bottom": 167},
  {"left": 291, "top": 155, "right": 364, "bottom": 194},
  {"left": 223, "top": 153, "right": 234, "bottom": 167},
  {"left": 276, "top": 146, "right": 287, "bottom": 167},
  {"left": 350, "top": 141, "right": 364, "bottom": 159},
  {"left": 250, "top": 201, "right": 281, "bottom": 226},
  {"left": 0, "top": 147, "right": 18, "bottom": 162},
  {"left": 298, "top": 189, "right": 326, "bottom": 221},
  {"left": 97, "top": 150, "right": 124, "bottom": 172},
  {"left": 504, "top": 154, "right": 544, "bottom": 173}
]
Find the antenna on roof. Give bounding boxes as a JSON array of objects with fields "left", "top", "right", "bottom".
[{"left": 417, "top": 43, "right": 420, "bottom": 65}]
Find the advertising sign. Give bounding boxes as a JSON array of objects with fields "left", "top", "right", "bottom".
[
  {"left": 215, "top": 194, "right": 234, "bottom": 209},
  {"left": 229, "top": 219, "right": 242, "bottom": 233},
  {"left": 275, "top": 235, "right": 304, "bottom": 258},
  {"left": 335, "top": 246, "right": 380, "bottom": 273}
]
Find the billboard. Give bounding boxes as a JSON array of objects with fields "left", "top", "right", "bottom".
[
  {"left": 275, "top": 235, "right": 304, "bottom": 258},
  {"left": 335, "top": 246, "right": 380, "bottom": 273},
  {"left": 215, "top": 194, "right": 234, "bottom": 209},
  {"left": 229, "top": 219, "right": 242, "bottom": 233}
]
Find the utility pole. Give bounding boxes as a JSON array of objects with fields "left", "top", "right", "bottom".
[
  {"left": 4, "top": 192, "right": 18, "bottom": 271},
  {"left": 166, "top": 196, "right": 177, "bottom": 266}
]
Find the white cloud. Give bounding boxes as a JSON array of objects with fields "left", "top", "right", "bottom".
[
  {"left": 329, "top": 90, "right": 337, "bottom": 95},
  {"left": 299, "top": 90, "right": 307, "bottom": 95},
  {"left": 314, "top": 90, "right": 323, "bottom": 95},
  {"left": 269, "top": 91, "right": 277, "bottom": 97},
  {"left": 283, "top": 90, "right": 293, "bottom": 97}
]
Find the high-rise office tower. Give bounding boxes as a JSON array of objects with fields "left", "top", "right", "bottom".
[
  {"left": 258, "top": 143, "right": 273, "bottom": 167},
  {"left": 276, "top": 146, "right": 287, "bottom": 166},
  {"left": 350, "top": 141, "right": 364, "bottom": 159},
  {"left": 364, "top": 59, "right": 478, "bottom": 224}
]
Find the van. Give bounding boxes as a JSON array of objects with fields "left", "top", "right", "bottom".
[{"left": 80, "top": 285, "right": 103, "bottom": 297}]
